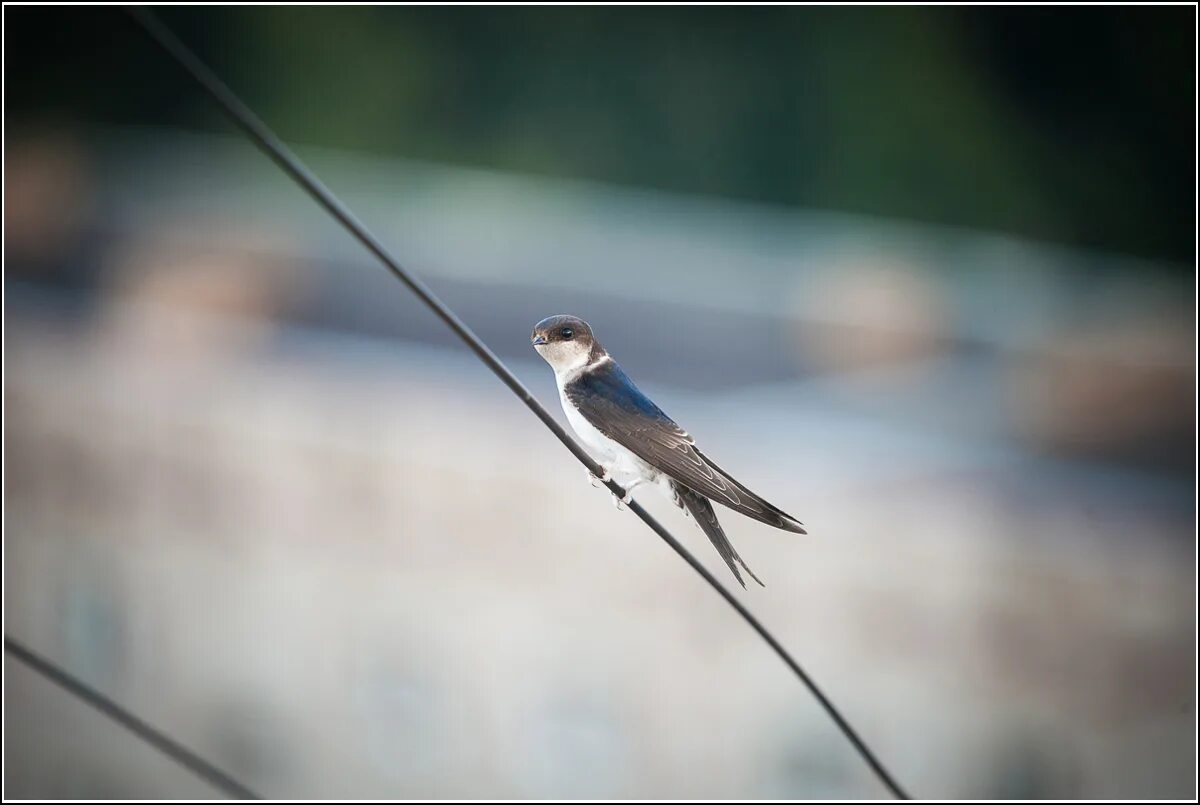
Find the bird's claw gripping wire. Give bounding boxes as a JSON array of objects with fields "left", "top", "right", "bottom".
[
  {"left": 586, "top": 467, "right": 633, "bottom": 510},
  {"left": 612, "top": 479, "right": 640, "bottom": 510},
  {"left": 587, "top": 467, "right": 611, "bottom": 488}
]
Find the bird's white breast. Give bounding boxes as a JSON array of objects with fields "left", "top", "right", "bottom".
[
  {"left": 555, "top": 367, "right": 656, "bottom": 484},
  {"left": 556, "top": 372, "right": 616, "bottom": 457}
]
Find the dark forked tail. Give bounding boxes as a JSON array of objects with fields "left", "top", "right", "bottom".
[{"left": 671, "top": 481, "right": 765, "bottom": 589}]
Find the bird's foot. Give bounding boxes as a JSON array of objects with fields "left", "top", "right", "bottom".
[
  {"left": 611, "top": 489, "right": 633, "bottom": 511},
  {"left": 611, "top": 477, "right": 644, "bottom": 510},
  {"left": 587, "top": 467, "right": 612, "bottom": 488}
]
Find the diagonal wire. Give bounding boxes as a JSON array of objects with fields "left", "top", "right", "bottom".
[
  {"left": 124, "top": 6, "right": 910, "bottom": 799},
  {"left": 4, "top": 636, "right": 259, "bottom": 799}
]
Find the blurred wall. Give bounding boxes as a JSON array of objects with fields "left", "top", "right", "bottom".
[{"left": 4, "top": 127, "right": 1194, "bottom": 799}]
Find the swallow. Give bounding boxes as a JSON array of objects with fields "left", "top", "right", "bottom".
[{"left": 531, "top": 314, "right": 805, "bottom": 588}]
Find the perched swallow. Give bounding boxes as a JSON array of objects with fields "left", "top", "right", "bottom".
[{"left": 531, "top": 314, "right": 806, "bottom": 588}]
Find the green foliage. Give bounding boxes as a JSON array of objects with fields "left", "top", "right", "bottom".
[{"left": 5, "top": 5, "right": 1193, "bottom": 263}]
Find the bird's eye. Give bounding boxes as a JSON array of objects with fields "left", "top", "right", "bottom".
[{"left": 560, "top": 327, "right": 574, "bottom": 340}]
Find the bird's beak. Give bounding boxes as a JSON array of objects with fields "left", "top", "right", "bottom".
[{"left": 532, "top": 334, "right": 547, "bottom": 346}]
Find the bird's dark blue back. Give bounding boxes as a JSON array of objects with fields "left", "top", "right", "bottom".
[{"left": 571, "top": 359, "right": 673, "bottom": 423}]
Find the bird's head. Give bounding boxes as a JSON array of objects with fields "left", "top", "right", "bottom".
[{"left": 531, "top": 314, "right": 600, "bottom": 374}]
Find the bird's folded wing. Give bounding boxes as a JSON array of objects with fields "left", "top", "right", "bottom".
[{"left": 566, "top": 362, "right": 805, "bottom": 533}]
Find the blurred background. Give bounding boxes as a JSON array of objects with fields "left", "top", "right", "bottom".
[{"left": 3, "top": 5, "right": 1194, "bottom": 799}]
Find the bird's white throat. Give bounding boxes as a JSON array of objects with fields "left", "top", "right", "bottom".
[{"left": 537, "top": 342, "right": 607, "bottom": 384}]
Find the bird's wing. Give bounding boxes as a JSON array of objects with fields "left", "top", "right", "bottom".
[{"left": 565, "top": 361, "right": 806, "bottom": 533}]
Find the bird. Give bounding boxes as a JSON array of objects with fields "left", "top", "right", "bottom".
[{"left": 531, "top": 314, "right": 805, "bottom": 588}]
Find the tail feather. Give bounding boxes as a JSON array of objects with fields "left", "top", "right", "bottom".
[{"left": 671, "top": 481, "right": 765, "bottom": 589}]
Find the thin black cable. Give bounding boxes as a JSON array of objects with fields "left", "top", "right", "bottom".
[
  {"left": 4, "top": 636, "right": 259, "bottom": 799},
  {"left": 124, "top": 7, "right": 910, "bottom": 799}
]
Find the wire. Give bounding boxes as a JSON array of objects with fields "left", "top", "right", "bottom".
[
  {"left": 4, "top": 636, "right": 259, "bottom": 799},
  {"left": 124, "top": 7, "right": 911, "bottom": 799}
]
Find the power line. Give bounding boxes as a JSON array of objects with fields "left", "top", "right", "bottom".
[
  {"left": 4, "top": 636, "right": 259, "bottom": 800},
  {"left": 124, "top": 7, "right": 911, "bottom": 799}
]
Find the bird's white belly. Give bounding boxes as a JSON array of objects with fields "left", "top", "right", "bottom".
[{"left": 558, "top": 386, "right": 656, "bottom": 486}]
